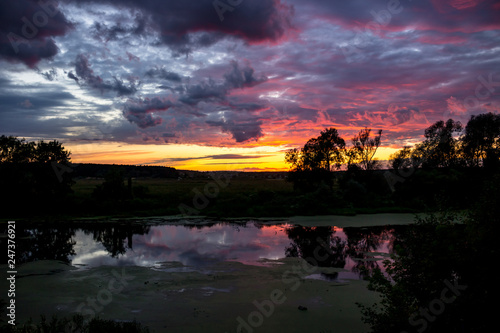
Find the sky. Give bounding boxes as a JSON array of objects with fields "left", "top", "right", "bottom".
[{"left": 0, "top": 0, "right": 499, "bottom": 171}]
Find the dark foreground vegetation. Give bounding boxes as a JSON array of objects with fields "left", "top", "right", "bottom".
[
  {"left": 1, "top": 112, "right": 500, "bottom": 219},
  {"left": 356, "top": 172, "right": 500, "bottom": 333},
  {"left": 282, "top": 112, "right": 499, "bottom": 331},
  {"left": 0, "top": 312, "right": 149, "bottom": 333}
]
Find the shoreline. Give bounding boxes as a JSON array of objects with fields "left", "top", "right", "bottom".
[{"left": 1, "top": 212, "right": 430, "bottom": 228}]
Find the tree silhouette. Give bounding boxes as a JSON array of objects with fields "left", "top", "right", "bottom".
[
  {"left": 92, "top": 166, "right": 131, "bottom": 200},
  {"left": 389, "top": 146, "right": 415, "bottom": 173},
  {"left": 285, "top": 128, "right": 345, "bottom": 172},
  {"left": 350, "top": 127, "right": 383, "bottom": 171},
  {"left": 3, "top": 224, "right": 76, "bottom": 264},
  {"left": 285, "top": 128, "right": 345, "bottom": 190},
  {"left": 0, "top": 136, "right": 73, "bottom": 214},
  {"left": 284, "top": 226, "right": 347, "bottom": 267},
  {"left": 388, "top": 114, "right": 500, "bottom": 172},
  {"left": 423, "top": 119, "right": 462, "bottom": 168},
  {"left": 461, "top": 112, "right": 500, "bottom": 167},
  {"left": 82, "top": 223, "right": 151, "bottom": 257}
]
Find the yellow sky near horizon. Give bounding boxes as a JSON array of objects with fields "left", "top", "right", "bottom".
[{"left": 66, "top": 142, "right": 399, "bottom": 171}]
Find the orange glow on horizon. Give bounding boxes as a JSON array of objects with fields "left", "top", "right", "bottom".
[{"left": 66, "top": 142, "right": 400, "bottom": 171}]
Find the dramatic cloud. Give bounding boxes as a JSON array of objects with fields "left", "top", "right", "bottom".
[
  {"left": 224, "top": 61, "right": 268, "bottom": 89},
  {"left": 0, "top": 0, "right": 499, "bottom": 168},
  {"left": 178, "top": 78, "right": 228, "bottom": 106},
  {"left": 0, "top": 0, "right": 73, "bottom": 67},
  {"left": 145, "top": 67, "right": 182, "bottom": 82},
  {"left": 178, "top": 60, "right": 268, "bottom": 106},
  {"left": 66, "top": 0, "right": 294, "bottom": 54},
  {"left": 207, "top": 113, "right": 264, "bottom": 143},
  {"left": 38, "top": 67, "right": 58, "bottom": 81},
  {"left": 91, "top": 13, "right": 147, "bottom": 42},
  {"left": 298, "top": 0, "right": 500, "bottom": 33},
  {"left": 70, "top": 53, "right": 138, "bottom": 96},
  {"left": 122, "top": 97, "right": 174, "bottom": 129}
]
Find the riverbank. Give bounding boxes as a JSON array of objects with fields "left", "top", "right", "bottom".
[{"left": 6, "top": 257, "right": 379, "bottom": 333}]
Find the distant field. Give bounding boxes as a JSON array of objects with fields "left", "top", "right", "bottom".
[{"left": 72, "top": 177, "right": 294, "bottom": 198}]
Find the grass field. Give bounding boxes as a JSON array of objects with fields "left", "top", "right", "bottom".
[
  {"left": 72, "top": 177, "right": 294, "bottom": 198},
  {"left": 67, "top": 176, "right": 300, "bottom": 218}
]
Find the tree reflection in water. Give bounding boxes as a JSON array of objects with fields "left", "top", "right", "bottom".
[
  {"left": 14, "top": 226, "right": 77, "bottom": 264},
  {"left": 2, "top": 222, "right": 150, "bottom": 265},
  {"left": 285, "top": 226, "right": 347, "bottom": 267},
  {"left": 4, "top": 221, "right": 405, "bottom": 276},
  {"left": 81, "top": 223, "right": 150, "bottom": 257},
  {"left": 284, "top": 225, "right": 405, "bottom": 278}
]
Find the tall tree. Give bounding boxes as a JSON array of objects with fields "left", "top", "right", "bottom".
[
  {"left": 285, "top": 128, "right": 345, "bottom": 173},
  {"left": 461, "top": 112, "right": 500, "bottom": 167},
  {"left": 285, "top": 128, "right": 345, "bottom": 190},
  {"left": 0, "top": 136, "right": 70, "bottom": 164},
  {"left": 351, "top": 128, "right": 383, "bottom": 171},
  {"left": 0, "top": 136, "right": 73, "bottom": 214},
  {"left": 0, "top": 135, "right": 35, "bottom": 163},
  {"left": 389, "top": 146, "right": 413, "bottom": 172},
  {"left": 420, "top": 119, "right": 462, "bottom": 168}
]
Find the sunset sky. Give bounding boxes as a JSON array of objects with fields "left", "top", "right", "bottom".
[{"left": 1, "top": 0, "right": 499, "bottom": 171}]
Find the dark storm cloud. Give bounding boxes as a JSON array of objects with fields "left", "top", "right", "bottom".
[
  {"left": 208, "top": 154, "right": 265, "bottom": 160},
  {"left": 283, "top": 105, "right": 319, "bottom": 121},
  {"left": 65, "top": 0, "right": 293, "bottom": 54},
  {"left": 145, "top": 67, "right": 182, "bottom": 82},
  {"left": 0, "top": 0, "right": 73, "bottom": 68},
  {"left": 388, "top": 106, "right": 420, "bottom": 125},
  {"left": 0, "top": 84, "right": 76, "bottom": 113},
  {"left": 123, "top": 60, "right": 269, "bottom": 142},
  {"left": 206, "top": 115, "right": 264, "bottom": 143},
  {"left": 67, "top": 71, "right": 79, "bottom": 84},
  {"left": 293, "top": 0, "right": 499, "bottom": 33},
  {"left": 178, "top": 78, "right": 228, "bottom": 106},
  {"left": 38, "top": 67, "right": 58, "bottom": 81},
  {"left": 179, "top": 61, "right": 267, "bottom": 106},
  {"left": 122, "top": 97, "right": 174, "bottom": 129},
  {"left": 152, "top": 154, "right": 266, "bottom": 163},
  {"left": 72, "top": 54, "right": 138, "bottom": 96},
  {"left": 0, "top": 76, "right": 84, "bottom": 137},
  {"left": 91, "top": 13, "right": 147, "bottom": 42},
  {"left": 223, "top": 61, "right": 267, "bottom": 89}
]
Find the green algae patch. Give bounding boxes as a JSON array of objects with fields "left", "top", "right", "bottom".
[
  {"left": 287, "top": 213, "right": 423, "bottom": 227},
  {"left": 9, "top": 259, "right": 379, "bottom": 332}
]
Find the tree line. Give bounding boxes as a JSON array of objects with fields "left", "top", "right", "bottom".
[
  {"left": 0, "top": 135, "right": 177, "bottom": 217},
  {"left": 285, "top": 127, "right": 383, "bottom": 190},
  {"left": 390, "top": 112, "right": 500, "bottom": 171},
  {"left": 0, "top": 136, "right": 74, "bottom": 212},
  {"left": 285, "top": 112, "right": 500, "bottom": 192}
]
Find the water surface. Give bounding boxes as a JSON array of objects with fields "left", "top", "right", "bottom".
[{"left": 8, "top": 220, "right": 404, "bottom": 280}]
